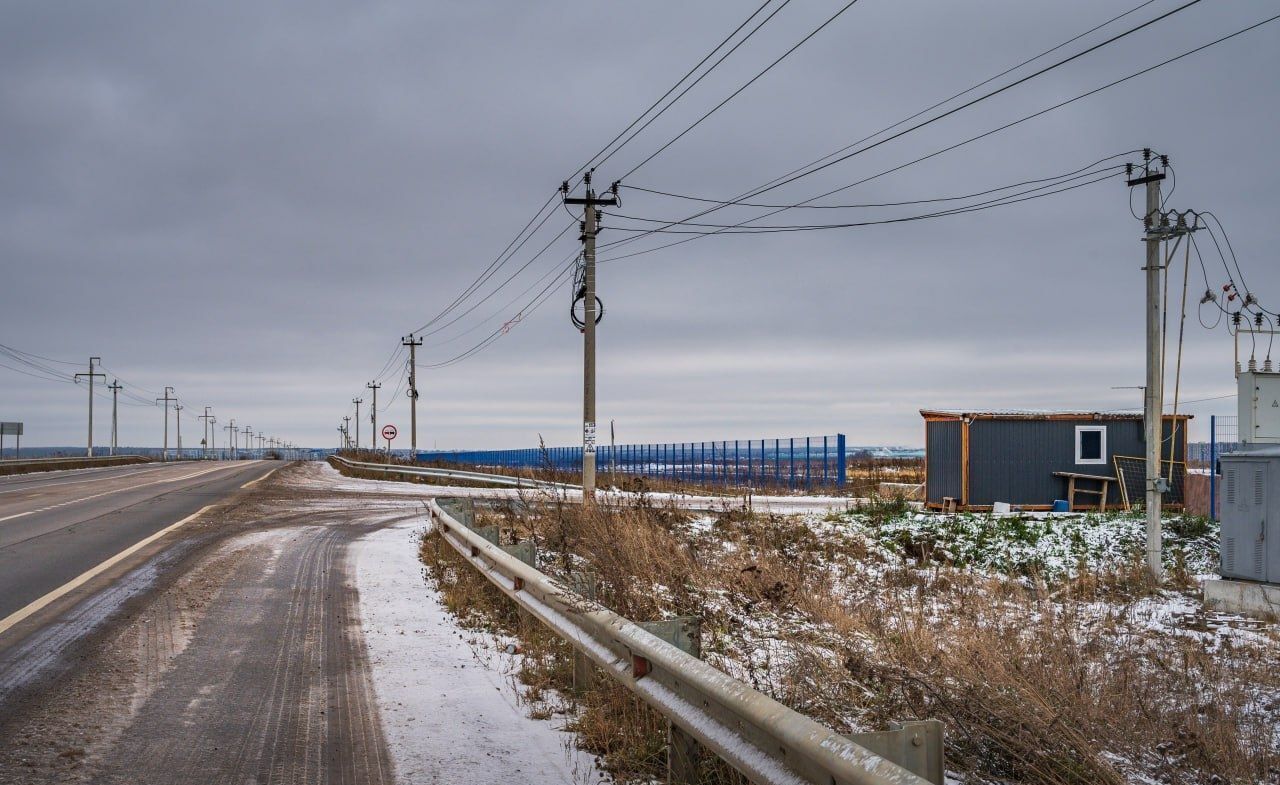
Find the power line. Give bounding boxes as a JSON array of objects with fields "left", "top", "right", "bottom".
[
  {"left": 573, "top": 0, "right": 785, "bottom": 176},
  {"left": 416, "top": 221, "right": 577, "bottom": 340},
  {"left": 598, "top": 12, "right": 1280, "bottom": 264},
  {"left": 672, "top": 0, "right": 1205, "bottom": 200},
  {"left": 614, "top": 161, "right": 1126, "bottom": 226},
  {"left": 407, "top": 188, "right": 562, "bottom": 336},
  {"left": 608, "top": 171, "right": 1120, "bottom": 235},
  {"left": 724, "top": 0, "right": 1164, "bottom": 203},
  {"left": 600, "top": 0, "right": 1207, "bottom": 259},
  {"left": 618, "top": 0, "right": 864, "bottom": 180}
]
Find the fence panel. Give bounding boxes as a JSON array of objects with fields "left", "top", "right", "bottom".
[
  {"left": 418, "top": 433, "right": 847, "bottom": 492},
  {"left": 1209, "top": 415, "right": 1241, "bottom": 521}
]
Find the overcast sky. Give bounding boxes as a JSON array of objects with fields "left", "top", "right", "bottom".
[{"left": 2, "top": 0, "right": 1278, "bottom": 451}]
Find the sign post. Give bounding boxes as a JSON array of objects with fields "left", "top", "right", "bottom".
[
  {"left": 0, "top": 422, "right": 22, "bottom": 460},
  {"left": 381, "top": 424, "right": 398, "bottom": 458}
]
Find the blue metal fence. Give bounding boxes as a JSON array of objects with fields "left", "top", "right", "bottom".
[
  {"left": 1208, "top": 414, "right": 1240, "bottom": 521},
  {"left": 418, "top": 433, "right": 848, "bottom": 491}
]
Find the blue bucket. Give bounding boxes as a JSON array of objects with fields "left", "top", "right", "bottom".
[{"left": 1051, "top": 499, "right": 1070, "bottom": 513}]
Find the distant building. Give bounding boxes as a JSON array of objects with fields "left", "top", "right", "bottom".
[{"left": 920, "top": 409, "right": 1191, "bottom": 511}]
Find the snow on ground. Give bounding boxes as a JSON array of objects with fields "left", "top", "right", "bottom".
[
  {"left": 308, "top": 460, "right": 859, "bottom": 513},
  {"left": 812, "top": 507, "right": 1220, "bottom": 580},
  {"left": 354, "top": 519, "right": 600, "bottom": 785}
]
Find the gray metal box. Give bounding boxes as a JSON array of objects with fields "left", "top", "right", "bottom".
[
  {"left": 1238, "top": 371, "right": 1280, "bottom": 445},
  {"left": 1219, "top": 446, "right": 1280, "bottom": 584}
]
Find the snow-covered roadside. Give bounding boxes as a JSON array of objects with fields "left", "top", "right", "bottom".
[
  {"left": 310, "top": 460, "right": 859, "bottom": 513},
  {"left": 354, "top": 519, "right": 599, "bottom": 784}
]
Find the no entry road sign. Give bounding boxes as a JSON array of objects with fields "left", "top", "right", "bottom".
[{"left": 381, "top": 424, "right": 398, "bottom": 441}]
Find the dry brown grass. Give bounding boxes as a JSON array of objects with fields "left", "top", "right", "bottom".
[{"left": 421, "top": 495, "right": 1280, "bottom": 785}]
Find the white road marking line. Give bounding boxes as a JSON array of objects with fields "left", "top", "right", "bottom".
[
  {"left": 0, "top": 504, "right": 216, "bottom": 636},
  {"left": 0, "top": 463, "right": 254, "bottom": 524},
  {"left": 240, "top": 465, "right": 280, "bottom": 489},
  {"left": 0, "top": 464, "right": 171, "bottom": 496}
]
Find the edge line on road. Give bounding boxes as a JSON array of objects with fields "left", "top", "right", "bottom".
[
  {"left": 0, "top": 504, "right": 216, "bottom": 637},
  {"left": 0, "top": 463, "right": 244, "bottom": 524},
  {"left": 241, "top": 465, "right": 280, "bottom": 489}
]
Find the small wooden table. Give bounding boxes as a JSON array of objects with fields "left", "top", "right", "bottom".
[{"left": 1052, "top": 471, "right": 1114, "bottom": 512}]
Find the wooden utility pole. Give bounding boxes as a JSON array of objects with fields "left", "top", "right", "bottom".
[{"left": 563, "top": 173, "right": 618, "bottom": 503}]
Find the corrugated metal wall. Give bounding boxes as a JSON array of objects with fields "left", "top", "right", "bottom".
[
  {"left": 925, "top": 420, "right": 962, "bottom": 503},
  {"left": 967, "top": 418, "right": 1186, "bottom": 506}
]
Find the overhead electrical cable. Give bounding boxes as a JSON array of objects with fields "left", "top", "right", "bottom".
[
  {"left": 610, "top": 163, "right": 1125, "bottom": 230},
  {"left": 407, "top": 188, "right": 562, "bottom": 335},
  {"left": 617, "top": 0, "right": 864, "bottom": 180},
  {"left": 416, "top": 222, "right": 577, "bottom": 340},
  {"left": 421, "top": 261, "right": 579, "bottom": 370},
  {"left": 711, "top": 0, "right": 1164, "bottom": 201},
  {"left": 600, "top": 0, "right": 1210, "bottom": 258},
  {"left": 605, "top": 170, "right": 1121, "bottom": 235},
  {"left": 623, "top": 158, "right": 1125, "bottom": 209},
  {"left": 573, "top": 0, "right": 785, "bottom": 176},
  {"left": 598, "top": 12, "right": 1280, "bottom": 264},
  {"left": 663, "top": 0, "right": 1206, "bottom": 200}
]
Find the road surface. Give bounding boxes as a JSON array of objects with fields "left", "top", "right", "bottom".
[
  {"left": 0, "top": 460, "right": 274, "bottom": 622},
  {"left": 0, "top": 461, "right": 592, "bottom": 784}
]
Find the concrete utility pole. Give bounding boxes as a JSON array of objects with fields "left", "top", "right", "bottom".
[
  {"left": 243, "top": 426, "right": 252, "bottom": 457},
  {"left": 108, "top": 380, "right": 122, "bottom": 456},
  {"left": 342, "top": 416, "right": 351, "bottom": 449},
  {"left": 1128, "top": 150, "right": 1168, "bottom": 582},
  {"left": 174, "top": 404, "right": 183, "bottom": 459},
  {"left": 563, "top": 173, "right": 618, "bottom": 503},
  {"left": 401, "top": 335, "right": 422, "bottom": 455},
  {"left": 367, "top": 381, "right": 380, "bottom": 450},
  {"left": 352, "top": 398, "right": 363, "bottom": 450},
  {"left": 225, "top": 420, "right": 236, "bottom": 459},
  {"left": 74, "top": 357, "right": 106, "bottom": 458},
  {"left": 156, "top": 386, "right": 176, "bottom": 462},
  {"left": 200, "top": 407, "right": 214, "bottom": 459}
]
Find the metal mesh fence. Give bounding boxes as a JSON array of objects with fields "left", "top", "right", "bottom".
[
  {"left": 418, "top": 434, "right": 848, "bottom": 492},
  {"left": 1208, "top": 415, "right": 1240, "bottom": 520},
  {"left": 1112, "top": 455, "right": 1186, "bottom": 510}
]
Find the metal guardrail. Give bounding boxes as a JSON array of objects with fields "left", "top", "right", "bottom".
[
  {"left": 0, "top": 455, "right": 151, "bottom": 475},
  {"left": 428, "top": 498, "right": 934, "bottom": 785},
  {"left": 330, "top": 454, "right": 573, "bottom": 490}
]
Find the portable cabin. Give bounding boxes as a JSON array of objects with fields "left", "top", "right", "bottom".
[{"left": 920, "top": 410, "right": 1191, "bottom": 511}]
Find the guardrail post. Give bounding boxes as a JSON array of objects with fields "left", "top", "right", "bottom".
[
  {"left": 638, "top": 617, "right": 703, "bottom": 785},
  {"left": 846, "top": 719, "right": 945, "bottom": 785},
  {"left": 569, "top": 573, "right": 599, "bottom": 694},
  {"left": 500, "top": 540, "right": 536, "bottom": 569}
]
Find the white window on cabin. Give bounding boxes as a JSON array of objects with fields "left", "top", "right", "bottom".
[{"left": 1075, "top": 426, "right": 1107, "bottom": 465}]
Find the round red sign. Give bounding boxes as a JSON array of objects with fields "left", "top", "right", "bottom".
[{"left": 381, "top": 424, "right": 398, "bottom": 441}]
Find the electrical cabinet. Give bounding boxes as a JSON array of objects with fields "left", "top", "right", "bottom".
[
  {"left": 1238, "top": 371, "right": 1280, "bottom": 445},
  {"left": 1219, "top": 447, "right": 1280, "bottom": 584}
]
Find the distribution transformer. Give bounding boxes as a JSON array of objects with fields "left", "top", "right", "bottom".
[{"left": 1237, "top": 370, "right": 1280, "bottom": 446}]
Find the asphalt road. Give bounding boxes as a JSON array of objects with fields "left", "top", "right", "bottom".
[
  {"left": 0, "top": 460, "right": 276, "bottom": 621},
  {"left": 0, "top": 462, "right": 412, "bottom": 785}
]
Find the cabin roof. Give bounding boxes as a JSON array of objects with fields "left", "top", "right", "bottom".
[{"left": 920, "top": 408, "right": 1193, "bottom": 421}]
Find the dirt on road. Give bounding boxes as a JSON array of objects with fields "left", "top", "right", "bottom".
[{"left": 0, "top": 464, "right": 426, "bottom": 785}]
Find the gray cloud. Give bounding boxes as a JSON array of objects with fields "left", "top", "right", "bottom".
[{"left": 2, "top": 0, "right": 1277, "bottom": 450}]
